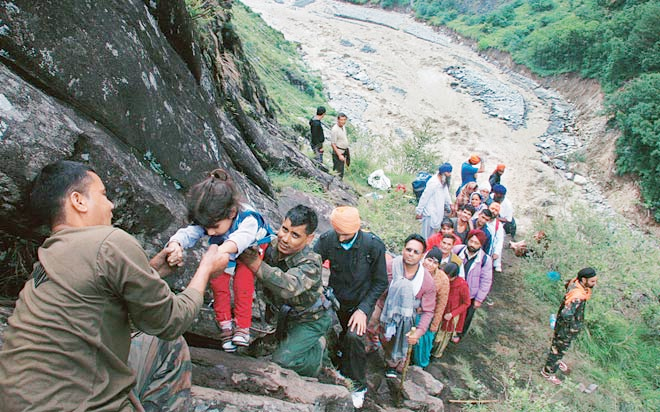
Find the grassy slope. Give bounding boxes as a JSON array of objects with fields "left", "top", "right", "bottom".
[
  {"left": 233, "top": 2, "right": 659, "bottom": 411},
  {"left": 232, "top": 2, "right": 328, "bottom": 130}
]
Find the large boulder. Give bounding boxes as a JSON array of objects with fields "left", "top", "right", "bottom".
[
  {"left": 0, "top": 0, "right": 353, "bottom": 299},
  {"left": 190, "top": 347, "right": 353, "bottom": 411}
]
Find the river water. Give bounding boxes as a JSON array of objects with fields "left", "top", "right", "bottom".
[{"left": 240, "top": 0, "right": 606, "bottom": 231}]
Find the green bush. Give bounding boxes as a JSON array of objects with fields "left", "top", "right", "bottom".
[
  {"left": 606, "top": 73, "right": 660, "bottom": 220},
  {"left": 529, "top": 0, "right": 556, "bottom": 12},
  {"left": 398, "top": 121, "right": 441, "bottom": 174}
]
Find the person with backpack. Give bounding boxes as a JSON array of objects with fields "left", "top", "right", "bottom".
[
  {"left": 452, "top": 229, "right": 493, "bottom": 341},
  {"left": 415, "top": 162, "right": 453, "bottom": 240},
  {"left": 541, "top": 268, "right": 598, "bottom": 385},
  {"left": 314, "top": 206, "right": 388, "bottom": 408},
  {"left": 309, "top": 106, "right": 326, "bottom": 164}
]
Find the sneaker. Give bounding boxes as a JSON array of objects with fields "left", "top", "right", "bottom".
[
  {"left": 385, "top": 368, "right": 398, "bottom": 379},
  {"left": 558, "top": 360, "right": 569, "bottom": 373},
  {"left": 232, "top": 327, "right": 251, "bottom": 347},
  {"left": 219, "top": 320, "right": 237, "bottom": 353},
  {"left": 351, "top": 387, "right": 367, "bottom": 409},
  {"left": 540, "top": 368, "right": 562, "bottom": 385}
]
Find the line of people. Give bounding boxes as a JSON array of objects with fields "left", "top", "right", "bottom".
[{"left": 0, "top": 158, "right": 574, "bottom": 412}]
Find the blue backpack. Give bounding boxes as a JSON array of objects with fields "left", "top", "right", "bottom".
[{"left": 412, "top": 172, "right": 433, "bottom": 203}]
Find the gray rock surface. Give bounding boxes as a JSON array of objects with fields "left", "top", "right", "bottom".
[
  {"left": 0, "top": 0, "right": 352, "bottom": 299},
  {"left": 190, "top": 347, "right": 353, "bottom": 411}
]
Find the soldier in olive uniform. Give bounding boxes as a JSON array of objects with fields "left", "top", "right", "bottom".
[
  {"left": 541, "top": 267, "right": 598, "bottom": 385},
  {"left": 240, "top": 205, "right": 331, "bottom": 377}
]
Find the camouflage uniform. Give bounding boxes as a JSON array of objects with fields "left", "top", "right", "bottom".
[
  {"left": 256, "top": 238, "right": 331, "bottom": 377},
  {"left": 543, "top": 284, "right": 587, "bottom": 374},
  {"left": 128, "top": 333, "right": 192, "bottom": 412}
]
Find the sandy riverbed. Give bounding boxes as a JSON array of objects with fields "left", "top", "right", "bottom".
[{"left": 240, "top": 0, "right": 586, "bottom": 232}]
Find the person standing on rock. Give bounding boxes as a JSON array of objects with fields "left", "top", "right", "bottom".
[
  {"left": 415, "top": 162, "right": 453, "bottom": 240},
  {"left": 452, "top": 229, "right": 493, "bottom": 341},
  {"left": 314, "top": 206, "right": 388, "bottom": 408},
  {"left": 239, "top": 205, "right": 331, "bottom": 378},
  {"left": 330, "top": 112, "right": 350, "bottom": 179},
  {"left": 541, "top": 268, "right": 598, "bottom": 385},
  {"left": 457, "top": 154, "right": 484, "bottom": 196},
  {"left": 0, "top": 161, "right": 228, "bottom": 412},
  {"left": 412, "top": 246, "right": 449, "bottom": 368},
  {"left": 309, "top": 106, "right": 326, "bottom": 164}
]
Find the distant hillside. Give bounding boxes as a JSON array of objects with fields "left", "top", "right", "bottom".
[{"left": 345, "top": 0, "right": 660, "bottom": 220}]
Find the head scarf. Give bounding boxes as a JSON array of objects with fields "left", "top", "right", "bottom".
[
  {"left": 330, "top": 206, "right": 361, "bottom": 234},
  {"left": 469, "top": 155, "right": 481, "bottom": 165},
  {"left": 425, "top": 246, "right": 443, "bottom": 262},
  {"left": 492, "top": 184, "right": 507, "bottom": 195},
  {"left": 438, "top": 162, "right": 453, "bottom": 174}
]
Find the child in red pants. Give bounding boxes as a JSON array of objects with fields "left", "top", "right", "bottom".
[{"left": 165, "top": 169, "right": 273, "bottom": 352}]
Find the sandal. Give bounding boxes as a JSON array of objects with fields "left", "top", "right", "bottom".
[
  {"left": 558, "top": 360, "right": 569, "bottom": 373},
  {"left": 540, "top": 368, "right": 562, "bottom": 385},
  {"left": 451, "top": 336, "right": 461, "bottom": 344}
]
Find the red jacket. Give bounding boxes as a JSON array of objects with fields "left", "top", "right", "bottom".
[
  {"left": 426, "top": 232, "right": 462, "bottom": 251},
  {"left": 441, "top": 276, "right": 471, "bottom": 333}
]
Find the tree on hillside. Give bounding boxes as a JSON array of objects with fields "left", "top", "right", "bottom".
[{"left": 606, "top": 73, "right": 660, "bottom": 220}]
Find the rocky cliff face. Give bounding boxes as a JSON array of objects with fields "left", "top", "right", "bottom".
[{"left": 0, "top": 0, "right": 353, "bottom": 297}]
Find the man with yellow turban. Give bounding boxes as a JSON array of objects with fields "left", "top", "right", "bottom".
[{"left": 314, "top": 206, "right": 388, "bottom": 408}]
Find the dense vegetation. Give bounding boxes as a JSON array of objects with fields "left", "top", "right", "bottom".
[{"left": 345, "top": 0, "right": 660, "bottom": 220}]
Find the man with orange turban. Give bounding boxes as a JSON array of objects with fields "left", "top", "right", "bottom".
[
  {"left": 315, "top": 206, "right": 388, "bottom": 408},
  {"left": 489, "top": 163, "right": 506, "bottom": 187},
  {"left": 458, "top": 154, "right": 485, "bottom": 196}
]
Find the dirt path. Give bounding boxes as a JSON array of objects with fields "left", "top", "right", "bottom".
[{"left": 240, "top": 0, "right": 589, "bottom": 233}]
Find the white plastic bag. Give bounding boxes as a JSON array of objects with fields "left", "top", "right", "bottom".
[{"left": 367, "top": 169, "right": 391, "bottom": 191}]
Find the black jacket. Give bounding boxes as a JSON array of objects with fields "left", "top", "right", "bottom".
[
  {"left": 314, "top": 230, "right": 388, "bottom": 317},
  {"left": 309, "top": 118, "right": 324, "bottom": 147}
]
